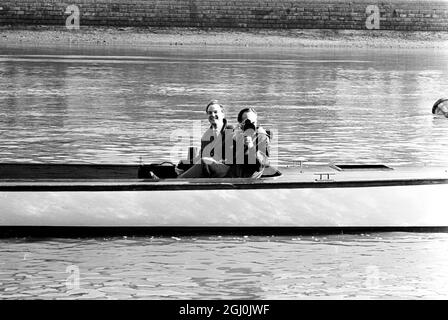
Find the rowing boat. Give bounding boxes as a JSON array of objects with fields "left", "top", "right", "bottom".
[{"left": 0, "top": 162, "right": 447, "bottom": 236}]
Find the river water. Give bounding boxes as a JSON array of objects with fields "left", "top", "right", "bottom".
[{"left": 0, "top": 44, "right": 448, "bottom": 299}]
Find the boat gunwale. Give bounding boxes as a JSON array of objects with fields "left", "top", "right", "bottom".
[{"left": 0, "top": 177, "right": 447, "bottom": 191}]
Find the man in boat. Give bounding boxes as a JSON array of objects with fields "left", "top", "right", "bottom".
[
  {"left": 178, "top": 100, "right": 235, "bottom": 178},
  {"left": 229, "top": 107, "right": 270, "bottom": 178},
  {"left": 432, "top": 98, "right": 448, "bottom": 118}
]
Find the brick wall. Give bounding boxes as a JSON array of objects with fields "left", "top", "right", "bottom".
[{"left": 0, "top": 0, "right": 447, "bottom": 31}]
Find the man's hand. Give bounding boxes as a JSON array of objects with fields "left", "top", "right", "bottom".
[{"left": 244, "top": 136, "right": 254, "bottom": 149}]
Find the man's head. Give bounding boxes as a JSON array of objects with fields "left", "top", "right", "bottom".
[
  {"left": 238, "top": 107, "right": 258, "bottom": 128},
  {"left": 432, "top": 98, "right": 448, "bottom": 117},
  {"left": 206, "top": 100, "right": 225, "bottom": 128}
]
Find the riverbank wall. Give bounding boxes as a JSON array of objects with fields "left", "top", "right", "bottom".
[{"left": 1, "top": 0, "right": 448, "bottom": 31}]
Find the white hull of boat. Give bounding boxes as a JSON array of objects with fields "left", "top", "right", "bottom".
[{"left": 1, "top": 183, "right": 447, "bottom": 228}]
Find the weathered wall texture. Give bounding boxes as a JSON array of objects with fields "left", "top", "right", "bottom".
[{"left": 1, "top": 0, "right": 448, "bottom": 31}]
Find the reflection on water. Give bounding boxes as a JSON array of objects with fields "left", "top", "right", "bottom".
[
  {"left": 1, "top": 45, "right": 448, "bottom": 165},
  {"left": 1, "top": 233, "right": 448, "bottom": 299}
]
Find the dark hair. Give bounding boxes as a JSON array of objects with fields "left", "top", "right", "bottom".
[
  {"left": 237, "top": 107, "right": 257, "bottom": 123},
  {"left": 432, "top": 98, "right": 448, "bottom": 114},
  {"left": 205, "top": 100, "right": 224, "bottom": 113}
]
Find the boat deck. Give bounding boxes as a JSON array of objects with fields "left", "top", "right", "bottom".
[{"left": 0, "top": 163, "right": 447, "bottom": 191}]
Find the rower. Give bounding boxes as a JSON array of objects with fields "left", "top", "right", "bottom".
[
  {"left": 178, "top": 100, "right": 234, "bottom": 178},
  {"left": 432, "top": 98, "right": 448, "bottom": 118}
]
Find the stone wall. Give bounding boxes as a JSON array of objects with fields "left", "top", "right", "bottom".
[{"left": 0, "top": 0, "right": 448, "bottom": 31}]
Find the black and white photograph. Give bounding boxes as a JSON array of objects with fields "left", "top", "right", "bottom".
[{"left": 0, "top": 0, "right": 448, "bottom": 306}]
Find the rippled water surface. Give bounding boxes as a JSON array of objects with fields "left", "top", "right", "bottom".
[
  {"left": 1, "top": 233, "right": 448, "bottom": 299},
  {"left": 1, "top": 45, "right": 448, "bottom": 165},
  {"left": 1, "top": 44, "right": 448, "bottom": 299}
]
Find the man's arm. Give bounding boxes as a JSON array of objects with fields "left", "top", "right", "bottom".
[{"left": 255, "top": 132, "right": 270, "bottom": 168}]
